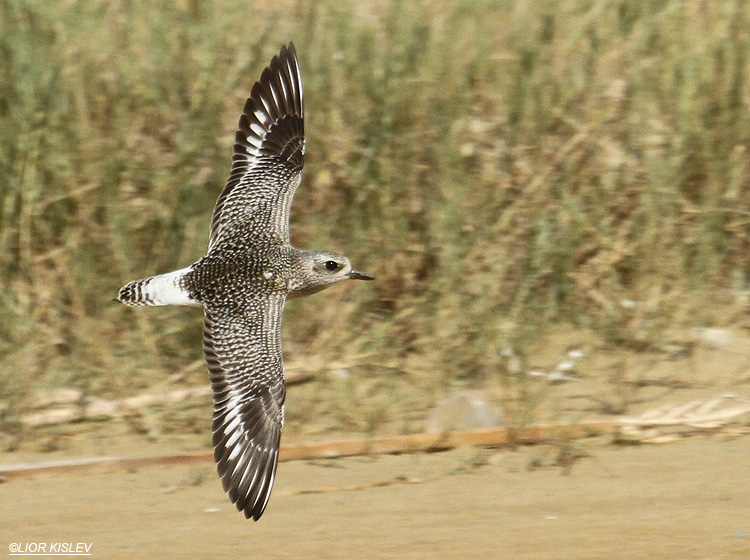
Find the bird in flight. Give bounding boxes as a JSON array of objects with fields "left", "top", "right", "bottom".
[{"left": 118, "top": 43, "right": 374, "bottom": 520}]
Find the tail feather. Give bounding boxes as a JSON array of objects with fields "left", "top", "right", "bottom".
[{"left": 117, "top": 267, "right": 200, "bottom": 307}]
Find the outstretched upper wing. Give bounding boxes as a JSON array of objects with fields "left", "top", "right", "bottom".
[
  {"left": 203, "top": 296, "right": 286, "bottom": 521},
  {"left": 208, "top": 43, "right": 304, "bottom": 251}
]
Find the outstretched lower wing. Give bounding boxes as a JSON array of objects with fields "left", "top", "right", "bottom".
[
  {"left": 208, "top": 43, "right": 304, "bottom": 251},
  {"left": 203, "top": 296, "right": 286, "bottom": 520}
]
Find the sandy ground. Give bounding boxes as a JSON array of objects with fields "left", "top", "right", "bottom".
[{"left": 1, "top": 435, "right": 748, "bottom": 560}]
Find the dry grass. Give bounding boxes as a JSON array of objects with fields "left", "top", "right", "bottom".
[{"left": 1, "top": 0, "right": 749, "bottom": 437}]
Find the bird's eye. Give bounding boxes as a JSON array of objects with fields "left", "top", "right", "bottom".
[{"left": 324, "top": 260, "right": 339, "bottom": 272}]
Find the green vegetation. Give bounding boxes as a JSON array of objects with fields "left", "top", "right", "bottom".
[{"left": 1, "top": 0, "right": 749, "bottom": 435}]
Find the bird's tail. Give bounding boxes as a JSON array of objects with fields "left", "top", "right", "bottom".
[{"left": 117, "top": 267, "right": 199, "bottom": 307}]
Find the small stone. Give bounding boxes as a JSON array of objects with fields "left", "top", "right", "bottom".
[
  {"left": 426, "top": 391, "right": 502, "bottom": 434},
  {"left": 692, "top": 327, "right": 733, "bottom": 349}
]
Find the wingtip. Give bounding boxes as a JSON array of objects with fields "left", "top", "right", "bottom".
[
  {"left": 282, "top": 41, "right": 296, "bottom": 59},
  {"left": 231, "top": 40, "right": 304, "bottom": 167},
  {"left": 246, "top": 505, "right": 264, "bottom": 522},
  {"left": 235, "top": 482, "right": 271, "bottom": 521}
]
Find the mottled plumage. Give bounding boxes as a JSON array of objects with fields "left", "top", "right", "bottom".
[{"left": 118, "top": 43, "right": 373, "bottom": 521}]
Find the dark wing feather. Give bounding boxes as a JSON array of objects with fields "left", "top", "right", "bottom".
[
  {"left": 203, "top": 296, "right": 286, "bottom": 521},
  {"left": 208, "top": 43, "right": 304, "bottom": 250}
]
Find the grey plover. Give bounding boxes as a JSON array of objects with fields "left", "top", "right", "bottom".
[{"left": 117, "top": 43, "right": 374, "bottom": 520}]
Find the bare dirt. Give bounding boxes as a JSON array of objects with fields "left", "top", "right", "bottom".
[{"left": 1, "top": 435, "right": 748, "bottom": 559}]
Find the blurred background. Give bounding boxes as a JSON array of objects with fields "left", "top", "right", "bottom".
[{"left": 1, "top": 0, "right": 749, "bottom": 451}]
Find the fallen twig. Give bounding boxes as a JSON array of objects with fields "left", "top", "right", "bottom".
[{"left": 0, "top": 421, "right": 614, "bottom": 480}]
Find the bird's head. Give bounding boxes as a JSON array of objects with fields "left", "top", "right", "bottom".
[{"left": 288, "top": 250, "right": 374, "bottom": 298}]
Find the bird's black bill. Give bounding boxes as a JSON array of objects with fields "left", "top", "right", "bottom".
[{"left": 348, "top": 270, "right": 375, "bottom": 281}]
